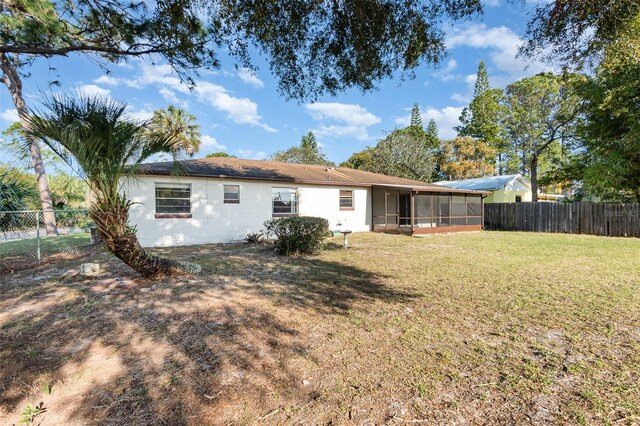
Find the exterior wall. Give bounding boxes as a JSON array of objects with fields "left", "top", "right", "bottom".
[
  {"left": 122, "top": 176, "right": 371, "bottom": 247},
  {"left": 485, "top": 189, "right": 532, "bottom": 203},
  {"left": 298, "top": 185, "right": 371, "bottom": 232}
]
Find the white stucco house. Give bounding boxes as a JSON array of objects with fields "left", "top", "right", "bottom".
[{"left": 125, "top": 157, "right": 487, "bottom": 247}]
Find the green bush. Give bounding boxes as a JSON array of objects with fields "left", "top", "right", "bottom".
[{"left": 264, "top": 216, "right": 329, "bottom": 255}]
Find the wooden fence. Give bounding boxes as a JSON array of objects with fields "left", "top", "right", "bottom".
[{"left": 484, "top": 202, "right": 640, "bottom": 237}]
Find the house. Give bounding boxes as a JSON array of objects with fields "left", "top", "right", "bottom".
[
  {"left": 435, "top": 174, "right": 533, "bottom": 203},
  {"left": 124, "top": 157, "right": 487, "bottom": 247}
]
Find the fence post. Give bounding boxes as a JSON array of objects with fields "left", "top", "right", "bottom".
[{"left": 36, "top": 210, "right": 41, "bottom": 262}]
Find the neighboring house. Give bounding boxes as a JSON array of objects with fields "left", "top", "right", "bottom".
[
  {"left": 124, "top": 158, "right": 487, "bottom": 247},
  {"left": 435, "top": 174, "right": 534, "bottom": 203}
]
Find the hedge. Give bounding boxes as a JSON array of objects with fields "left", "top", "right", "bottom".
[{"left": 264, "top": 216, "right": 329, "bottom": 255}]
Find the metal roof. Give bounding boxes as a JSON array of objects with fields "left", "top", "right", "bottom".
[
  {"left": 434, "top": 174, "right": 531, "bottom": 192},
  {"left": 135, "top": 158, "right": 486, "bottom": 194}
]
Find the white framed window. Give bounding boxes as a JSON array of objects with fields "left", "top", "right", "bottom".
[
  {"left": 155, "top": 183, "right": 191, "bottom": 217},
  {"left": 272, "top": 188, "right": 298, "bottom": 216},
  {"left": 339, "top": 190, "right": 354, "bottom": 210},
  {"left": 224, "top": 185, "right": 240, "bottom": 203}
]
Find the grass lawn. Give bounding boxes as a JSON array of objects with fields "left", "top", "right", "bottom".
[
  {"left": 0, "top": 233, "right": 92, "bottom": 265},
  {"left": 0, "top": 231, "right": 638, "bottom": 425}
]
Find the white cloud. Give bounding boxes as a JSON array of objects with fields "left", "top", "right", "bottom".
[
  {"left": 305, "top": 102, "right": 381, "bottom": 127},
  {"left": 77, "top": 84, "right": 111, "bottom": 98},
  {"left": 450, "top": 73, "right": 478, "bottom": 104},
  {"left": 432, "top": 59, "right": 459, "bottom": 81},
  {"left": 125, "top": 63, "right": 275, "bottom": 132},
  {"left": 313, "top": 124, "right": 371, "bottom": 141},
  {"left": 125, "top": 63, "right": 181, "bottom": 90},
  {"left": 446, "top": 23, "right": 551, "bottom": 80},
  {"left": 93, "top": 75, "right": 119, "bottom": 86},
  {"left": 451, "top": 93, "right": 470, "bottom": 103},
  {"left": 234, "top": 148, "right": 267, "bottom": 160},
  {"left": 194, "top": 81, "right": 276, "bottom": 132},
  {"left": 237, "top": 68, "right": 264, "bottom": 88},
  {"left": 201, "top": 135, "right": 226, "bottom": 151},
  {"left": 158, "top": 88, "right": 188, "bottom": 107},
  {"left": 125, "top": 107, "right": 154, "bottom": 122},
  {"left": 0, "top": 108, "right": 19, "bottom": 123},
  {"left": 395, "top": 105, "right": 463, "bottom": 139},
  {"left": 484, "top": 0, "right": 501, "bottom": 6},
  {"left": 304, "top": 102, "right": 381, "bottom": 140}
]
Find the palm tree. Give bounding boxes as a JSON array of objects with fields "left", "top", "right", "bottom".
[
  {"left": 27, "top": 95, "right": 200, "bottom": 277},
  {"left": 147, "top": 106, "right": 201, "bottom": 157},
  {"left": 0, "top": 169, "right": 36, "bottom": 233}
]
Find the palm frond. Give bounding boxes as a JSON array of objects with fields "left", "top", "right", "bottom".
[{"left": 27, "top": 93, "right": 189, "bottom": 204}]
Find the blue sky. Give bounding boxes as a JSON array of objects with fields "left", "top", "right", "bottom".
[{"left": 0, "top": 1, "right": 552, "bottom": 166}]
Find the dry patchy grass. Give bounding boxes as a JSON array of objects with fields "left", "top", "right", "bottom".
[{"left": 0, "top": 231, "right": 638, "bottom": 425}]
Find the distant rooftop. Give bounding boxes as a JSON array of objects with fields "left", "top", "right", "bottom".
[{"left": 434, "top": 174, "right": 531, "bottom": 191}]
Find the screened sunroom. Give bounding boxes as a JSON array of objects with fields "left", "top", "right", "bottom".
[{"left": 371, "top": 186, "right": 486, "bottom": 235}]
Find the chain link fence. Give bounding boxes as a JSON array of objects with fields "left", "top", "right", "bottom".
[{"left": 0, "top": 209, "right": 101, "bottom": 269}]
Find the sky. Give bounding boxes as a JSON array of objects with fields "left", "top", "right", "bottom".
[{"left": 0, "top": 0, "right": 553, "bottom": 168}]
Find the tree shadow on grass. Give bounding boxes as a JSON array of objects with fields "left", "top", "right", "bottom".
[{"left": 0, "top": 243, "right": 416, "bottom": 424}]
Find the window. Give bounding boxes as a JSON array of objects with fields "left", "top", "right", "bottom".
[
  {"left": 451, "top": 195, "right": 467, "bottom": 217},
  {"left": 224, "top": 185, "right": 240, "bottom": 203},
  {"left": 339, "top": 190, "right": 354, "bottom": 210},
  {"left": 272, "top": 188, "right": 298, "bottom": 216},
  {"left": 467, "top": 196, "right": 481, "bottom": 217},
  {"left": 155, "top": 183, "right": 191, "bottom": 218},
  {"left": 515, "top": 195, "right": 523, "bottom": 203},
  {"left": 436, "top": 194, "right": 451, "bottom": 227}
]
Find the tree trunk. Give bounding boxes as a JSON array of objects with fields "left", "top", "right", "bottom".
[
  {"left": 90, "top": 198, "right": 200, "bottom": 277},
  {"left": 531, "top": 154, "right": 539, "bottom": 202},
  {"left": 0, "top": 53, "right": 58, "bottom": 234}
]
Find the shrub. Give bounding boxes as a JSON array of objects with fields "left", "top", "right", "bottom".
[
  {"left": 264, "top": 216, "right": 329, "bottom": 255},
  {"left": 245, "top": 231, "right": 266, "bottom": 244}
]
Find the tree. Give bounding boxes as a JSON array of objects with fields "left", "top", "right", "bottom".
[
  {"left": 27, "top": 95, "right": 201, "bottom": 277},
  {"left": 568, "top": 15, "right": 640, "bottom": 202},
  {"left": 340, "top": 147, "right": 376, "bottom": 170},
  {"left": 0, "top": 168, "right": 36, "bottom": 233},
  {"left": 0, "top": 0, "right": 486, "bottom": 100},
  {"left": 410, "top": 104, "right": 423, "bottom": 129},
  {"left": 271, "top": 132, "right": 334, "bottom": 166},
  {"left": 473, "top": 60, "right": 490, "bottom": 96},
  {"left": 342, "top": 126, "right": 437, "bottom": 182},
  {"left": 49, "top": 172, "right": 88, "bottom": 209},
  {"left": 2, "top": 122, "right": 63, "bottom": 170},
  {"left": 456, "top": 60, "right": 508, "bottom": 173},
  {"left": 425, "top": 119, "right": 440, "bottom": 150},
  {"left": 504, "top": 73, "right": 582, "bottom": 201},
  {"left": 371, "top": 130, "right": 437, "bottom": 181},
  {"left": 424, "top": 119, "right": 444, "bottom": 180},
  {"left": 439, "top": 136, "right": 495, "bottom": 180},
  {"left": 523, "top": 0, "right": 640, "bottom": 69},
  {"left": 147, "top": 106, "right": 201, "bottom": 157},
  {"left": 205, "top": 152, "right": 236, "bottom": 158},
  {"left": 0, "top": 168, "right": 35, "bottom": 212},
  {"left": 405, "top": 104, "right": 440, "bottom": 151},
  {"left": 1, "top": 55, "right": 58, "bottom": 234}
]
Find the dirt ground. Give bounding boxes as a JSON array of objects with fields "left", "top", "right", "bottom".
[{"left": 0, "top": 232, "right": 639, "bottom": 425}]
